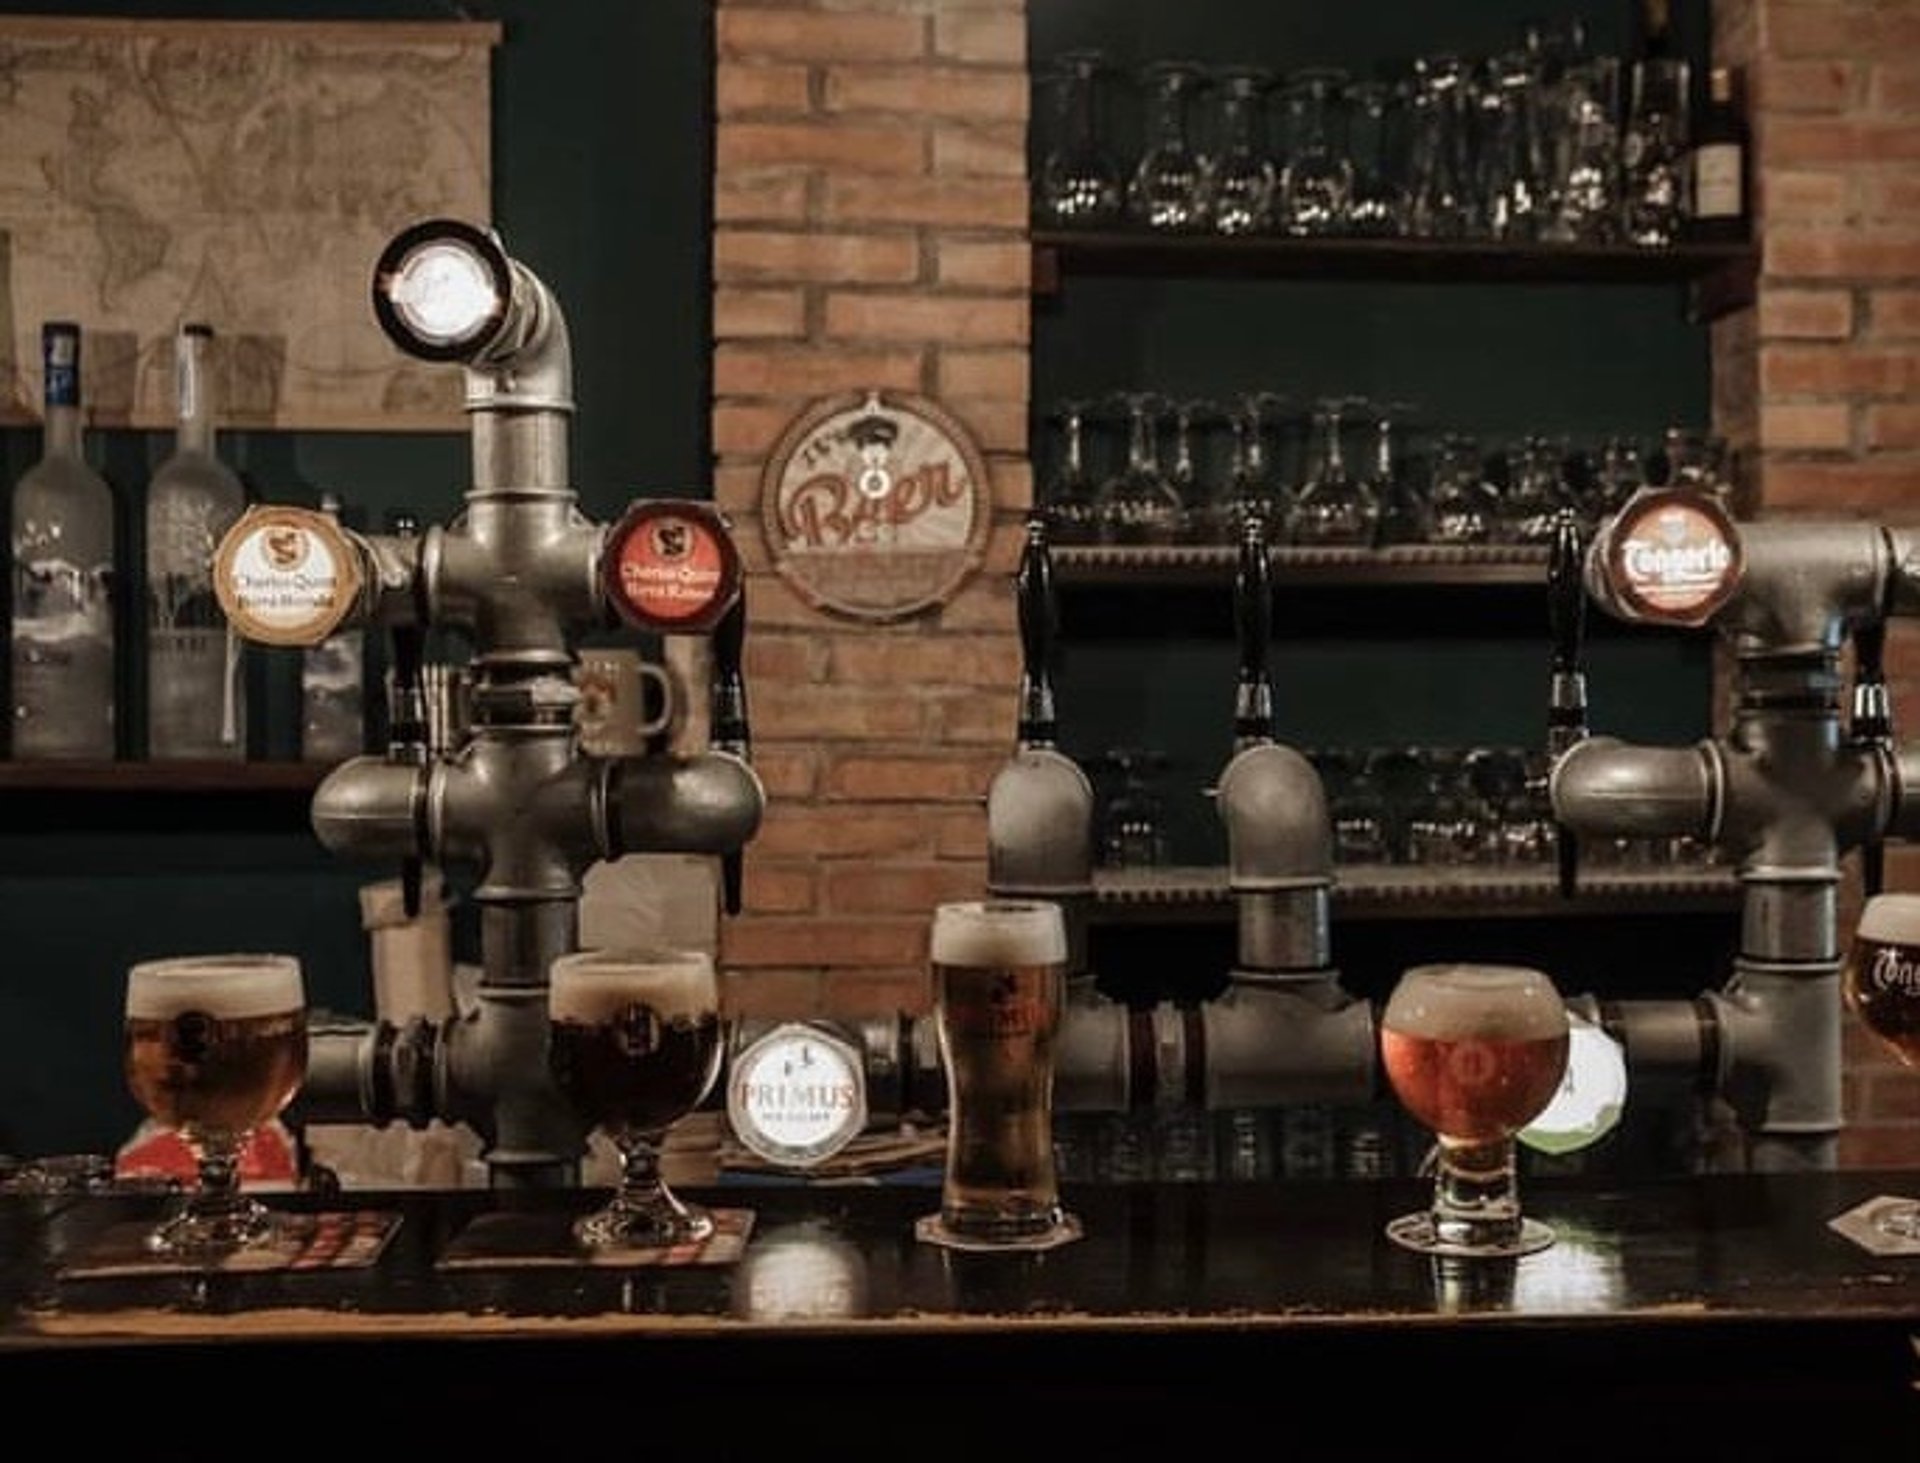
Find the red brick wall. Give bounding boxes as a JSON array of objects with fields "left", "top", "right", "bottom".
[
  {"left": 711, "top": 0, "right": 1030, "bottom": 1024},
  {"left": 1717, "top": 0, "right": 1920, "bottom": 1166}
]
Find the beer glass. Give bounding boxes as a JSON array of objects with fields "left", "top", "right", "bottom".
[
  {"left": 123, "top": 953, "right": 308, "bottom": 1258},
  {"left": 1842, "top": 895, "right": 1920, "bottom": 1239},
  {"left": 548, "top": 947, "right": 724, "bottom": 1249},
  {"left": 1380, "top": 963, "right": 1569, "bottom": 1258},
  {"left": 917, "top": 900, "right": 1081, "bottom": 1251}
]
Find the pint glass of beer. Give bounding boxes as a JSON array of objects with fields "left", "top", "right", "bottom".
[
  {"left": 1843, "top": 894, "right": 1920, "bottom": 1239},
  {"left": 1380, "top": 963, "right": 1569, "bottom": 1259},
  {"left": 916, "top": 900, "right": 1081, "bottom": 1252},
  {"left": 123, "top": 953, "right": 308, "bottom": 1258},
  {"left": 548, "top": 946, "right": 724, "bottom": 1250}
]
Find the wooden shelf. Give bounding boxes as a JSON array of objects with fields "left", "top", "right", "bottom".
[
  {"left": 1052, "top": 542, "right": 1552, "bottom": 588},
  {"left": 1031, "top": 229, "right": 1759, "bottom": 319},
  {"left": 1093, "top": 862, "right": 1741, "bottom": 923},
  {"left": 0, "top": 759, "right": 329, "bottom": 795}
]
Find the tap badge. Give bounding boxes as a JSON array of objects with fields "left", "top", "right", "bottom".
[
  {"left": 761, "top": 388, "right": 991, "bottom": 622},
  {"left": 213, "top": 504, "right": 364, "bottom": 646},
  {"left": 602, "top": 498, "right": 742, "bottom": 635},
  {"left": 1599, "top": 485, "right": 1743, "bottom": 627},
  {"left": 727, "top": 1022, "right": 868, "bottom": 1167}
]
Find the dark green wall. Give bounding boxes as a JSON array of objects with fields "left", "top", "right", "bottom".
[{"left": 0, "top": 0, "right": 713, "bottom": 1156}]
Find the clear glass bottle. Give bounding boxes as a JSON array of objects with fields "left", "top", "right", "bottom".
[
  {"left": 9, "top": 321, "right": 116, "bottom": 759},
  {"left": 301, "top": 491, "right": 366, "bottom": 763},
  {"left": 145, "top": 322, "right": 247, "bottom": 760}
]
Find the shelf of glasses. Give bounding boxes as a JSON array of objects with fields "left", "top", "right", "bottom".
[
  {"left": 1091, "top": 861, "right": 1741, "bottom": 922},
  {"left": 1031, "top": 229, "right": 1759, "bottom": 318},
  {"left": 1052, "top": 542, "right": 1552, "bottom": 588}
]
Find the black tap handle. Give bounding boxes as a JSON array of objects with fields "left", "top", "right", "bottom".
[
  {"left": 711, "top": 587, "right": 750, "bottom": 917},
  {"left": 1016, "top": 514, "right": 1058, "bottom": 747},
  {"left": 384, "top": 510, "right": 426, "bottom": 919},
  {"left": 1233, "top": 509, "right": 1275, "bottom": 746},
  {"left": 1547, "top": 510, "right": 1589, "bottom": 899},
  {"left": 1854, "top": 614, "right": 1892, "bottom": 896}
]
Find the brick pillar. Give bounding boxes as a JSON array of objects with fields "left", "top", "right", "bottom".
[
  {"left": 711, "top": 1, "right": 1031, "bottom": 1024},
  {"left": 1721, "top": 0, "right": 1920, "bottom": 1165}
]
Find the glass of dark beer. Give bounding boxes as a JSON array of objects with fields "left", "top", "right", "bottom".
[
  {"left": 915, "top": 899, "right": 1082, "bottom": 1252},
  {"left": 1380, "top": 963, "right": 1569, "bottom": 1258},
  {"left": 122, "top": 953, "right": 308, "bottom": 1258},
  {"left": 1843, "top": 894, "right": 1920, "bottom": 1239},
  {"left": 548, "top": 947, "right": 724, "bottom": 1249}
]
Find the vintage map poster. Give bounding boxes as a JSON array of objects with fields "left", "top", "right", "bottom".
[{"left": 0, "top": 16, "right": 498, "bottom": 431}]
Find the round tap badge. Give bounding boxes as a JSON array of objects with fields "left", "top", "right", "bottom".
[
  {"left": 727, "top": 1021, "right": 868, "bottom": 1168},
  {"left": 1599, "top": 486, "right": 1744, "bottom": 628},
  {"left": 213, "top": 504, "right": 363, "bottom": 646},
  {"left": 602, "top": 499, "right": 743, "bottom": 635},
  {"left": 761, "top": 389, "right": 992, "bottom": 622}
]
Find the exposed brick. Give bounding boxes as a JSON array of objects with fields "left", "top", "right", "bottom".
[
  {"left": 934, "top": 686, "right": 1019, "bottom": 743},
  {"left": 934, "top": 575, "right": 1016, "bottom": 633},
  {"left": 713, "top": 399, "right": 797, "bottom": 456},
  {"left": 832, "top": 632, "right": 1021, "bottom": 686},
  {"left": 754, "top": 681, "right": 928, "bottom": 739},
  {"left": 745, "top": 745, "right": 820, "bottom": 799},
  {"left": 1870, "top": 61, "right": 1920, "bottom": 113},
  {"left": 1768, "top": 5, "right": 1920, "bottom": 61},
  {"left": 1759, "top": 288, "right": 1855, "bottom": 339},
  {"left": 1858, "top": 1064, "right": 1920, "bottom": 1122},
  {"left": 1766, "top": 231, "right": 1920, "bottom": 280},
  {"left": 714, "top": 464, "right": 767, "bottom": 516},
  {"left": 1869, "top": 288, "right": 1920, "bottom": 337},
  {"left": 1836, "top": 1126, "right": 1920, "bottom": 1166},
  {"left": 932, "top": 809, "right": 989, "bottom": 860},
  {"left": 1760, "top": 342, "right": 1920, "bottom": 395},
  {"left": 717, "top": 8, "right": 925, "bottom": 64},
  {"left": 1760, "top": 401, "right": 1853, "bottom": 449},
  {"left": 823, "top": 860, "right": 984, "bottom": 913},
  {"left": 934, "top": 10, "right": 1024, "bottom": 66},
  {"left": 824, "top": 65, "right": 1026, "bottom": 121},
  {"left": 823, "top": 751, "right": 1003, "bottom": 802},
  {"left": 714, "top": 173, "right": 810, "bottom": 225},
  {"left": 717, "top": 120, "right": 925, "bottom": 175},
  {"left": 944, "top": 399, "right": 1028, "bottom": 455},
  {"left": 744, "top": 633, "right": 826, "bottom": 683},
  {"left": 720, "top": 967, "right": 825, "bottom": 1020},
  {"left": 822, "top": 968, "right": 933, "bottom": 1018},
  {"left": 1865, "top": 402, "right": 1920, "bottom": 448},
  {"left": 716, "top": 61, "right": 813, "bottom": 114},
  {"left": 715, "top": 229, "right": 921, "bottom": 284},
  {"left": 937, "top": 348, "right": 1030, "bottom": 400},
  {"left": 714, "top": 286, "right": 808, "bottom": 340},
  {"left": 1861, "top": 173, "right": 1920, "bottom": 221},
  {"left": 753, "top": 804, "right": 936, "bottom": 859},
  {"left": 932, "top": 121, "right": 1029, "bottom": 178},
  {"left": 824, "top": 173, "right": 1028, "bottom": 229},
  {"left": 1766, "top": 118, "right": 1920, "bottom": 167},
  {"left": 743, "top": 572, "right": 843, "bottom": 629},
  {"left": 722, "top": 915, "right": 928, "bottom": 968},
  {"left": 824, "top": 290, "right": 1028, "bottom": 345},
  {"left": 1758, "top": 169, "right": 1850, "bottom": 222},
  {"left": 1753, "top": 58, "right": 1855, "bottom": 112},
  {"left": 743, "top": 861, "right": 818, "bottom": 913},
  {"left": 1762, "top": 457, "right": 1920, "bottom": 513},
  {"left": 935, "top": 238, "right": 1031, "bottom": 290},
  {"left": 713, "top": 343, "right": 926, "bottom": 396}
]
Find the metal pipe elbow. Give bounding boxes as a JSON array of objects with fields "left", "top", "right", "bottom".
[
  {"left": 1203, "top": 974, "right": 1375, "bottom": 1108},
  {"left": 607, "top": 752, "right": 765, "bottom": 857},
  {"left": 310, "top": 757, "right": 428, "bottom": 862},
  {"left": 1704, "top": 958, "right": 1843, "bottom": 1142},
  {"left": 1889, "top": 740, "right": 1920, "bottom": 842},
  {"left": 1550, "top": 736, "right": 1717, "bottom": 841},
  {"left": 1216, "top": 743, "right": 1334, "bottom": 891},
  {"left": 466, "top": 259, "right": 574, "bottom": 414},
  {"left": 986, "top": 748, "right": 1095, "bottom": 898}
]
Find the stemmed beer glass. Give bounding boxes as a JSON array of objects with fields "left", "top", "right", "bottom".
[
  {"left": 123, "top": 953, "right": 308, "bottom": 1259},
  {"left": 1380, "top": 963, "right": 1570, "bottom": 1257},
  {"left": 548, "top": 947, "right": 725, "bottom": 1250},
  {"left": 1841, "top": 895, "right": 1920, "bottom": 1240}
]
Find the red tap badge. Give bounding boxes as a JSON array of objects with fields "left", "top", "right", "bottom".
[
  {"left": 602, "top": 500, "right": 742, "bottom": 635},
  {"left": 1599, "top": 486, "right": 1744, "bottom": 628}
]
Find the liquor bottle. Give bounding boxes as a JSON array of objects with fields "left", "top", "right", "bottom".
[
  {"left": 8, "top": 322, "right": 116, "bottom": 759},
  {"left": 300, "top": 491, "right": 366, "bottom": 762},
  {"left": 1688, "top": 66, "right": 1749, "bottom": 243},
  {"left": 145, "top": 322, "right": 247, "bottom": 760}
]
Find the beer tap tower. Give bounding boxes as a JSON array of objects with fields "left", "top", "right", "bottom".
[
  {"left": 1548, "top": 491, "right": 1920, "bottom": 1170},
  {"left": 217, "top": 219, "right": 764, "bottom": 1188}
]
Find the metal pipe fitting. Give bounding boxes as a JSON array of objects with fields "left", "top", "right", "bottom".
[
  {"left": 1704, "top": 956, "right": 1843, "bottom": 1170},
  {"left": 1549, "top": 736, "right": 1717, "bottom": 842},
  {"left": 1216, "top": 742, "right": 1335, "bottom": 973},
  {"left": 986, "top": 747, "right": 1096, "bottom": 978}
]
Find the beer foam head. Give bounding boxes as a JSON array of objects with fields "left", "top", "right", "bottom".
[
  {"left": 1384, "top": 963, "right": 1566, "bottom": 1042},
  {"left": 1857, "top": 893, "right": 1920, "bottom": 944},
  {"left": 125, "top": 953, "right": 305, "bottom": 1020},
  {"left": 930, "top": 900, "right": 1066, "bottom": 969},
  {"left": 549, "top": 947, "right": 717, "bottom": 1023}
]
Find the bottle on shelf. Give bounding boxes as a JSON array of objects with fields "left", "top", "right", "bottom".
[
  {"left": 8, "top": 321, "right": 117, "bottom": 760},
  {"left": 145, "top": 322, "right": 248, "bottom": 761},
  {"left": 1687, "top": 66, "right": 1749, "bottom": 244},
  {"left": 300, "top": 491, "right": 367, "bottom": 763}
]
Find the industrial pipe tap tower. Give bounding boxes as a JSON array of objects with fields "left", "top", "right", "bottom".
[{"left": 215, "top": 218, "right": 764, "bottom": 1188}]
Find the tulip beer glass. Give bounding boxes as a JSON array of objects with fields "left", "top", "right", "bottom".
[
  {"left": 1380, "top": 963, "right": 1570, "bottom": 1258},
  {"left": 123, "top": 953, "right": 308, "bottom": 1258},
  {"left": 1842, "top": 894, "right": 1920, "bottom": 1240},
  {"left": 548, "top": 947, "right": 725, "bottom": 1249},
  {"left": 917, "top": 900, "right": 1081, "bottom": 1251}
]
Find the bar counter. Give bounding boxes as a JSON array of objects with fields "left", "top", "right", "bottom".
[{"left": 3, "top": 1168, "right": 1916, "bottom": 1453}]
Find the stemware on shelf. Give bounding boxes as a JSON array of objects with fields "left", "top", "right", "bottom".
[
  {"left": 1427, "top": 434, "right": 1500, "bottom": 544},
  {"left": 1165, "top": 397, "right": 1218, "bottom": 544},
  {"left": 1096, "top": 747, "right": 1172, "bottom": 869},
  {"left": 1095, "top": 391, "right": 1185, "bottom": 545},
  {"left": 1589, "top": 434, "right": 1648, "bottom": 524},
  {"left": 1213, "top": 391, "right": 1290, "bottom": 545},
  {"left": 1476, "top": 51, "right": 1546, "bottom": 241},
  {"left": 1540, "top": 55, "right": 1622, "bottom": 244},
  {"left": 1042, "top": 398, "right": 1104, "bottom": 545},
  {"left": 1345, "top": 78, "right": 1411, "bottom": 237},
  {"left": 1128, "top": 60, "right": 1212, "bottom": 232},
  {"left": 1661, "top": 426, "right": 1736, "bottom": 508},
  {"left": 1277, "top": 68, "right": 1354, "bottom": 236},
  {"left": 1621, "top": 56, "right": 1691, "bottom": 247},
  {"left": 1496, "top": 435, "right": 1574, "bottom": 545},
  {"left": 1289, "top": 396, "right": 1381, "bottom": 547},
  {"left": 1405, "top": 54, "right": 1476, "bottom": 240},
  {"left": 1313, "top": 747, "right": 1392, "bottom": 865},
  {"left": 1367, "top": 401, "right": 1433, "bottom": 545},
  {"left": 1206, "top": 65, "right": 1279, "bottom": 236},
  {"left": 1037, "top": 50, "right": 1126, "bottom": 228}
]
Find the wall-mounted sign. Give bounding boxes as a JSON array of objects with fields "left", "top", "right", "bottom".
[{"left": 761, "top": 389, "right": 992, "bottom": 622}]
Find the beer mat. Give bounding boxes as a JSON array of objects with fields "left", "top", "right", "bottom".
[
  {"left": 914, "top": 1210, "right": 1083, "bottom": 1253},
  {"left": 59, "top": 1209, "right": 402, "bottom": 1279},
  {"left": 1827, "top": 1195, "right": 1920, "bottom": 1257},
  {"left": 437, "top": 1206, "right": 754, "bottom": 1269}
]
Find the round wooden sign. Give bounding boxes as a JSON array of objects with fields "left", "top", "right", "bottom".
[{"left": 760, "top": 389, "right": 992, "bottom": 622}]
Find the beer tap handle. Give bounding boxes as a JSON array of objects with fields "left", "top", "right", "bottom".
[
  {"left": 711, "top": 586, "right": 750, "bottom": 917},
  {"left": 384, "top": 509, "right": 427, "bottom": 919},
  {"left": 1233, "top": 509, "right": 1275, "bottom": 747},
  {"left": 1547, "top": 510, "right": 1590, "bottom": 899},
  {"left": 1016, "top": 513, "right": 1058, "bottom": 748},
  {"left": 1853, "top": 611, "right": 1892, "bottom": 897}
]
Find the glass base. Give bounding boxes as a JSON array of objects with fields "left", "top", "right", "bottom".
[
  {"left": 574, "top": 1193, "right": 714, "bottom": 1251},
  {"left": 914, "top": 1211, "right": 1083, "bottom": 1253},
  {"left": 1385, "top": 1210, "right": 1556, "bottom": 1260},
  {"left": 146, "top": 1194, "right": 279, "bottom": 1259}
]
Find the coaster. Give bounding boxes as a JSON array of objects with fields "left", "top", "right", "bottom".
[
  {"left": 914, "top": 1210, "right": 1083, "bottom": 1253},
  {"left": 60, "top": 1210, "right": 402, "bottom": 1279},
  {"left": 1385, "top": 1211, "right": 1558, "bottom": 1260},
  {"left": 438, "top": 1206, "right": 755, "bottom": 1269},
  {"left": 1827, "top": 1195, "right": 1920, "bottom": 1257}
]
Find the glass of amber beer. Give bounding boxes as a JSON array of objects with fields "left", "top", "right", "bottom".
[
  {"left": 548, "top": 947, "right": 724, "bottom": 1249},
  {"left": 916, "top": 899, "right": 1082, "bottom": 1252},
  {"left": 1380, "top": 963, "right": 1570, "bottom": 1258},
  {"left": 123, "top": 953, "right": 308, "bottom": 1258},
  {"left": 1842, "top": 895, "right": 1920, "bottom": 1239}
]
